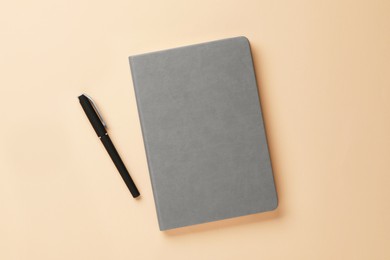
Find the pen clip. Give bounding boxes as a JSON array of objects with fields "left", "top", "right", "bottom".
[{"left": 83, "top": 94, "right": 107, "bottom": 129}]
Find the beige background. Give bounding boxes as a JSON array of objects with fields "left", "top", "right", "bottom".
[{"left": 1, "top": 0, "right": 389, "bottom": 259}]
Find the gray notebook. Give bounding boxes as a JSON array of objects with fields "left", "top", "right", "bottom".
[{"left": 129, "top": 37, "right": 277, "bottom": 231}]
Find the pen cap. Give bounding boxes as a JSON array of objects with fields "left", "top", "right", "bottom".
[{"left": 79, "top": 94, "right": 107, "bottom": 137}]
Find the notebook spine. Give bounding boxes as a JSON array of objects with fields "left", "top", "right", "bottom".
[{"left": 129, "top": 57, "right": 164, "bottom": 230}]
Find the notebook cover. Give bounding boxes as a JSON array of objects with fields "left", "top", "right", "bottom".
[{"left": 129, "top": 37, "right": 277, "bottom": 230}]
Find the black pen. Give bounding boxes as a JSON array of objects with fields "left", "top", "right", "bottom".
[{"left": 78, "top": 94, "right": 140, "bottom": 198}]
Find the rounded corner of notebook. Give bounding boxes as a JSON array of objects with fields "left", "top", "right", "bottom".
[
  {"left": 267, "top": 195, "right": 279, "bottom": 212},
  {"left": 234, "top": 36, "right": 250, "bottom": 46},
  {"left": 271, "top": 199, "right": 279, "bottom": 211}
]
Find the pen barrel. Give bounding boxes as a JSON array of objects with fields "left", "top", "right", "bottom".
[{"left": 100, "top": 134, "right": 140, "bottom": 198}]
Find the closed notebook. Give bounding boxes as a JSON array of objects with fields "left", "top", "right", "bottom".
[{"left": 129, "top": 37, "right": 277, "bottom": 231}]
